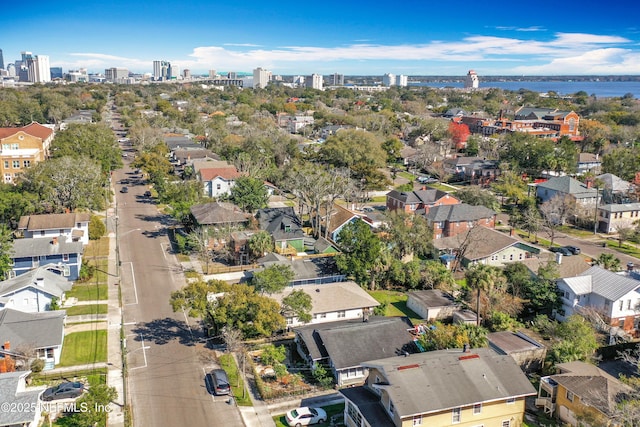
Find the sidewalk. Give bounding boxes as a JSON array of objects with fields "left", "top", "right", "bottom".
[{"left": 106, "top": 205, "right": 126, "bottom": 427}]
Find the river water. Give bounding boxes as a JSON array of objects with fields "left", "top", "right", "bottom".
[{"left": 409, "top": 80, "right": 640, "bottom": 98}]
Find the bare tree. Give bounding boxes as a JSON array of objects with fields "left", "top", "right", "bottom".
[
  {"left": 615, "top": 221, "right": 636, "bottom": 248},
  {"left": 539, "top": 194, "right": 575, "bottom": 247}
]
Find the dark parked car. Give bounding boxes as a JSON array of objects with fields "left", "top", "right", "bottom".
[
  {"left": 549, "top": 246, "right": 572, "bottom": 256},
  {"left": 206, "top": 368, "right": 230, "bottom": 395},
  {"left": 120, "top": 186, "right": 128, "bottom": 193},
  {"left": 144, "top": 190, "right": 152, "bottom": 197},
  {"left": 42, "top": 382, "right": 84, "bottom": 401},
  {"left": 564, "top": 246, "right": 581, "bottom": 255}
]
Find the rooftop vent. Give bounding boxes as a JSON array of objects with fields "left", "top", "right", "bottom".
[{"left": 397, "top": 364, "right": 420, "bottom": 371}]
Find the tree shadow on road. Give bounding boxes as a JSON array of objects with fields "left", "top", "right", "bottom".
[{"left": 131, "top": 317, "right": 202, "bottom": 346}]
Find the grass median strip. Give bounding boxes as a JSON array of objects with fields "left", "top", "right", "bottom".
[
  {"left": 65, "top": 304, "right": 108, "bottom": 316},
  {"left": 66, "top": 283, "right": 108, "bottom": 301}
]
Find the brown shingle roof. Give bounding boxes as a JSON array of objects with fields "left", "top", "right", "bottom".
[
  {"left": 198, "top": 167, "right": 242, "bottom": 181},
  {"left": 0, "top": 122, "right": 53, "bottom": 140},
  {"left": 18, "top": 213, "right": 91, "bottom": 231}
]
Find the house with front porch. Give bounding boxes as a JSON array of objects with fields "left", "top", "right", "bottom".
[
  {"left": 596, "top": 202, "right": 640, "bottom": 234},
  {"left": 9, "top": 236, "right": 83, "bottom": 281},
  {"left": 535, "top": 361, "right": 632, "bottom": 426},
  {"left": 0, "top": 267, "right": 72, "bottom": 312},
  {"left": 340, "top": 347, "right": 536, "bottom": 427},
  {"left": 536, "top": 176, "right": 599, "bottom": 208},
  {"left": 555, "top": 266, "right": 640, "bottom": 337},
  {"left": 0, "top": 308, "right": 66, "bottom": 369}
]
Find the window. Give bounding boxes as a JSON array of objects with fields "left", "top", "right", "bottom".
[
  {"left": 286, "top": 317, "right": 293, "bottom": 325},
  {"left": 337, "top": 311, "right": 346, "bottom": 318},
  {"left": 347, "top": 402, "right": 362, "bottom": 425},
  {"left": 3, "top": 161, "right": 8, "bottom": 168},
  {"left": 11, "top": 143, "right": 18, "bottom": 150},
  {"left": 506, "top": 398, "right": 515, "bottom": 404},
  {"left": 4, "top": 173, "right": 11, "bottom": 182},
  {"left": 24, "top": 298, "right": 29, "bottom": 305},
  {"left": 216, "top": 183, "right": 221, "bottom": 190},
  {"left": 452, "top": 407, "right": 461, "bottom": 423},
  {"left": 12, "top": 160, "right": 19, "bottom": 168},
  {"left": 566, "top": 390, "right": 574, "bottom": 402},
  {"left": 389, "top": 400, "right": 395, "bottom": 415},
  {"left": 62, "top": 253, "right": 69, "bottom": 262},
  {"left": 620, "top": 300, "right": 624, "bottom": 311},
  {"left": 320, "top": 313, "right": 326, "bottom": 319},
  {"left": 473, "top": 403, "right": 482, "bottom": 414},
  {"left": 628, "top": 300, "right": 632, "bottom": 310},
  {"left": 412, "top": 415, "right": 422, "bottom": 426},
  {"left": 23, "top": 160, "right": 30, "bottom": 168},
  {"left": 40, "top": 231, "right": 45, "bottom": 236}
]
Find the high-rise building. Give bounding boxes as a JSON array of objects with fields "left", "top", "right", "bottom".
[
  {"left": 253, "top": 67, "right": 270, "bottom": 89},
  {"left": 397, "top": 74, "right": 408, "bottom": 87},
  {"left": 227, "top": 71, "right": 237, "bottom": 79},
  {"left": 464, "top": 70, "right": 479, "bottom": 89},
  {"left": 153, "top": 60, "right": 171, "bottom": 81},
  {"left": 183, "top": 69, "right": 191, "bottom": 80},
  {"left": 6, "top": 64, "right": 15, "bottom": 77},
  {"left": 330, "top": 73, "right": 344, "bottom": 86},
  {"left": 26, "top": 55, "right": 51, "bottom": 83},
  {"left": 105, "top": 68, "right": 129, "bottom": 82},
  {"left": 0, "top": 49, "right": 4, "bottom": 70},
  {"left": 382, "top": 73, "right": 396, "bottom": 87},
  {"left": 305, "top": 74, "right": 323, "bottom": 90},
  {"left": 208, "top": 69, "right": 217, "bottom": 78}
]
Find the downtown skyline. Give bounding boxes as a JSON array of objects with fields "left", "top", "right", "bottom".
[{"left": 2, "top": 0, "right": 640, "bottom": 76}]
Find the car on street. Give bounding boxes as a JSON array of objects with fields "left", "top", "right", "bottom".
[
  {"left": 285, "top": 407, "right": 327, "bottom": 426},
  {"left": 205, "top": 368, "right": 230, "bottom": 395},
  {"left": 549, "top": 246, "right": 572, "bottom": 256},
  {"left": 144, "top": 190, "right": 152, "bottom": 197},
  {"left": 564, "top": 245, "right": 581, "bottom": 255},
  {"left": 417, "top": 176, "right": 439, "bottom": 184},
  {"left": 120, "top": 186, "right": 128, "bottom": 193},
  {"left": 42, "top": 382, "right": 84, "bottom": 401}
]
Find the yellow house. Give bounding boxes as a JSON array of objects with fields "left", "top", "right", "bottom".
[
  {"left": 0, "top": 122, "right": 54, "bottom": 184},
  {"left": 536, "top": 361, "right": 633, "bottom": 426},
  {"left": 340, "top": 347, "right": 536, "bottom": 427}
]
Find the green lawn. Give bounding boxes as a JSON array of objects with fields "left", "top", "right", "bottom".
[
  {"left": 398, "top": 171, "right": 416, "bottom": 180},
  {"left": 606, "top": 241, "right": 640, "bottom": 258},
  {"left": 65, "top": 304, "right": 108, "bottom": 316},
  {"left": 66, "top": 283, "right": 108, "bottom": 301},
  {"left": 273, "top": 403, "right": 344, "bottom": 427},
  {"left": 218, "top": 353, "right": 252, "bottom": 406},
  {"left": 367, "top": 290, "right": 422, "bottom": 324},
  {"left": 59, "top": 330, "right": 107, "bottom": 366}
]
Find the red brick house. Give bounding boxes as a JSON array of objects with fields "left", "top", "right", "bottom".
[
  {"left": 386, "top": 188, "right": 459, "bottom": 214},
  {"left": 423, "top": 203, "right": 496, "bottom": 239}
]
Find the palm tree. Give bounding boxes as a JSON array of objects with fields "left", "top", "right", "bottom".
[
  {"left": 465, "top": 264, "right": 506, "bottom": 326},
  {"left": 595, "top": 253, "right": 621, "bottom": 272}
]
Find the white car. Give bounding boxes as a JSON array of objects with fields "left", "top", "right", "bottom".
[{"left": 285, "top": 407, "right": 327, "bottom": 426}]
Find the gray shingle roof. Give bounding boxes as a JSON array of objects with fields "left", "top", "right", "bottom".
[
  {"left": 11, "top": 237, "right": 84, "bottom": 258},
  {"left": 0, "top": 266, "right": 72, "bottom": 299},
  {"left": 598, "top": 202, "right": 640, "bottom": 213},
  {"left": 386, "top": 188, "right": 451, "bottom": 205},
  {"left": 0, "top": 371, "right": 45, "bottom": 426},
  {"left": 270, "top": 281, "right": 379, "bottom": 315},
  {"left": 424, "top": 203, "right": 495, "bottom": 223},
  {"left": 407, "top": 289, "right": 457, "bottom": 309},
  {"left": 258, "top": 255, "right": 340, "bottom": 282},
  {"left": 536, "top": 176, "right": 598, "bottom": 199},
  {"left": 190, "top": 202, "right": 251, "bottom": 225},
  {"left": 0, "top": 308, "right": 66, "bottom": 350},
  {"left": 256, "top": 207, "right": 304, "bottom": 241},
  {"left": 363, "top": 348, "right": 536, "bottom": 417},
  {"left": 563, "top": 266, "right": 640, "bottom": 301},
  {"left": 596, "top": 173, "right": 632, "bottom": 194},
  {"left": 433, "top": 226, "right": 529, "bottom": 261},
  {"left": 294, "top": 317, "right": 414, "bottom": 367}
]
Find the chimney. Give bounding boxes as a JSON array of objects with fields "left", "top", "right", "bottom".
[
  {"left": 3, "top": 341, "right": 9, "bottom": 351},
  {"left": 510, "top": 228, "right": 515, "bottom": 237},
  {"left": 555, "top": 252, "right": 563, "bottom": 265},
  {"left": 586, "top": 178, "right": 593, "bottom": 189},
  {"left": 51, "top": 236, "right": 58, "bottom": 245}
]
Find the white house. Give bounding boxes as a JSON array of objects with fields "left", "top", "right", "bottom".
[
  {"left": 0, "top": 308, "right": 66, "bottom": 369},
  {"left": 556, "top": 266, "right": 640, "bottom": 336},
  {"left": 194, "top": 160, "right": 242, "bottom": 198},
  {"left": 18, "top": 212, "right": 91, "bottom": 245},
  {"left": 0, "top": 267, "right": 72, "bottom": 313},
  {"left": 270, "top": 281, "right": 380, "bottom": 327}
]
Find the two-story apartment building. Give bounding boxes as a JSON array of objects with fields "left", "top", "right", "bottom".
[
  {"left": 340, "top": 347, "right": 536, "bottom": 427},
  {"left": 596, "top": 202, "right": 640, "bottom": 234},
  {"left": 0, "top": 122, "right": 54, "bottom": 184},
  {"left": 536, "top": 176, "right": 599, "bottom": 208},
  {"left": 194, "top": 159, "right": 242, "bottom": 198},
  {"left": 9, "top": 236, "right": 84, "bottom": 280},
  {"left": 555, "top": 266, "right": 640, "bottom": 336},
  {"left": 18, "top": 212, "right": 91, "bottom": 245},
  {"left": 386, "top": 188, "right": 459, "bottom": 214},
  {"left": 423, "top": 203, "right": 496, "bottom": 239}
]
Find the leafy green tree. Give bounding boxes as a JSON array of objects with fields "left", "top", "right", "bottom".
[
  {"left": 170, "top": 280, "right": 285, "bottom": 338},
  {"left": 251, "top": 264, "right": 294, "bottom": 295},
  {"left": 335, "top": 220, "right": 384, "bottom": 288},
  {"left": 281, "top": 289, "right": 312, "bottom": 323},
  {"left": 259, "top": 344, "right": 286, "bottom": 366},
  {"left": 465, "top": 264, "right": 507, "bottom": 326},
  {"left": 382, "top": 211, "right": 433, "bottom": 259},
  {"left": 312, "top": 364, "right": 334, "bottom": 387},
  {"left": 554, "top": 136, "right": 579, "bottom": 175},
  {"left": 421, "top": 260, "right": 456, "bottom": 291},
  {"left": 62, "top": 384, "right": 118, "bottom": 427},
  {"left": 248, "top": 231, "right": 273, "bottom": 260},
  {"left": 500, "top": 133, "right": 556, "bottom": 177},
  {"left": 0, "top": 226, "right": 14, "bottom": 280},
  {"left": 547, "top": 315, "right": 598, "bottom": 365},
  {"left": 454, "top": 186, "right": 500, "bottom": 211},
  {"left": 416, "top": 321, "right": 488, "bottom": 351},
  {"left": 382, "top": 137, "right": 404, "bottom": 163},
  {"left": 229, "top": 176, "right": 269, "bottom": 213},
  {"left": 51, "top": 123, "right": 122, "bottom": 175},
  {"left": 491, "top": 170, "right": 527, "bottom": 206},
  {"left": 386, "top": 258, "right": 422, "bottom": 289},
  {"left": 88, "top": 215, "right": 106, "bottom": 240},
  {"left": 133, "top": 151, "right": 173, "bottom": 186},
  {"left": 0, "top": 184, "right": 37, "bottom": 225},
  {"left": 601, "top": 147, "right": 640, "bottom": 181}
]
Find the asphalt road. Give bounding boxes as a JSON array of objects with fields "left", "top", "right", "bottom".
[
  {"left": 110, "top": 116, "right": 242, "bottom": 426},
  {"left": 551, "top": 232, "right": 639, "bottom": 268}
]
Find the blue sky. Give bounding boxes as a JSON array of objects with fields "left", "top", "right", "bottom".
[{"left": 3, "top": 0, "right": 640, "bottom": 76}]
